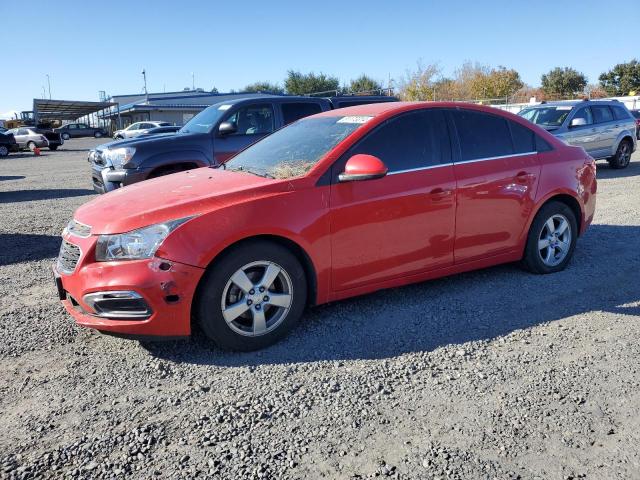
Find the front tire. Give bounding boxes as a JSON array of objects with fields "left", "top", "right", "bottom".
[
  {"left": 608, "top": 139, "right": 632, "bottom": 169},
  {"left": 196, "top": 241, "right": 307, "bottom": 351},
  {"left": 61, "top": 133, "right": 70, "bottom": 140},
  {"left": 94, "top": 131, "right": 103, "bottom": 138},
  {"left": 0, "top": 145, "right": 8, "bottom": 157},
  {"left": 49, "top": 145, "right": 58, "bottom": 151},
  {"left": 522, "top": 201, "right": 577, "bottom": 274}
]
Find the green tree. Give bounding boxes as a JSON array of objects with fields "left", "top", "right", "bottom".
[
  {"left": 599, "top": 60, "right": 640, "bottom": 96},
  {"left": 541, "top": 67, "right": 587, "bottom": 98},
  {"left": 242, "top": 81, "right": 284, "bottom": 94},
  {"left": 284, "top": 70, "right": 340, "bottom": 95},
  {"left": 345, "top": 74, "right": 383, "bottom": 94}
]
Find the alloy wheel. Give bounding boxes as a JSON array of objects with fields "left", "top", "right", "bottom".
[
  {"left": 619, "top": 142, "right": 631, "bottom": 167},
  {"left": 537, "top": 214, "right": 572, "bottom": 267},
  {"left": 221, "top": 261, "right": 293, "bottom": 337},
  {"left": 0, "top": 146, "right": 8, "bottom": 156}
]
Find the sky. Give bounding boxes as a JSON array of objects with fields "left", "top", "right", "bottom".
[{"left": 0, "top": 0, "right": 628, "bottom": 118}]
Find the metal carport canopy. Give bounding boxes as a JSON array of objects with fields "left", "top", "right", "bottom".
[{"left": 33, "top": 99, "right": 117, "bottom": 120}]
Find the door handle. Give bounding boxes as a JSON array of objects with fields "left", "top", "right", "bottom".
[
  {"left": 429, "top": 187, "right": 452, "bottom": 199},
  {"left": 515, "top": 171, "right": 534, "bottom": 184}
]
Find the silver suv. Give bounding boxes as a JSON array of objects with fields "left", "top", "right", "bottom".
[{"left": 518, "top": 100, "right": 636, "bottom": 169}]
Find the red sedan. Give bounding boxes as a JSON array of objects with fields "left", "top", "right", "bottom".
[{"left": 55, "top": 102, "right": 597, "bottom": 350}]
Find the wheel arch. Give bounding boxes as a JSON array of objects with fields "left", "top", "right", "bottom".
[
  {"left": 194, "top": 234, "right": 318, "bottom": 311},
  {"left": 147, "top": 161, "right": 200, "bottom": 179},
  {"left": 530, "top": 192, "right": 583, "bottom": 238}
]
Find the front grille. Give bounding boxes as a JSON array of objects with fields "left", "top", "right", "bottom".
[
  {"left": 57, "top": 240, "right": 81, "bottom": 274},
  {"left": 67, "top": 219, "right": 91, "bottom": 238}
]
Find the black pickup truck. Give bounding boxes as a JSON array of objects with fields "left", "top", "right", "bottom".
[
  {"left": 0, "top": 132, "right": 19, "bottom": 157},
  {"left": 89, "top": 95, "right": 397, "bottom": 193}
]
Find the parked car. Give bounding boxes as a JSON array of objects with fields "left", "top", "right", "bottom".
[
  {"left": 31, "top": 128, "right": 64, "bottom": 150},
  {"left": 112, "top": 121, "right": 174, "bottom": 140},
  {"left": 0, "top": 132, "right": 19, "bottom": 156},
  {"left": 5, "top": 127, "right": 49, "bottom": 150},
  {"left": 518, "top": 100, "right": 636, "bottom": 169},
  {"left": 88, "top": 95, "right": 397, "bottom": 193},
  {"left": 0, "top": 126, "right": 7, "bottom": 133},
  {"left": 629, "top": 109, "right": 640, "bottom": 139},
  {"left": 54, "top": 123, "right": 108, "bottom": 140},
  {"left": 56, "top": 102, "right": 596, "bottom": 351},
  {"left": 139, "top": 125, "right": 182, "bottom": 137}
]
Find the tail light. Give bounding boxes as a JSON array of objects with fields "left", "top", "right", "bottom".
[{"left": 40, "top": 135, "right": 47, "bottom": 142}]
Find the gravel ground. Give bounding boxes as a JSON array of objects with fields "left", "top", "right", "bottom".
[{"left": 0, "top": 138, "right": 639, "bottom": 479}]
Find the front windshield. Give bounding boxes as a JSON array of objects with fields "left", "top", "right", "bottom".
[
  {"left": 519, "top": 106, "right": 572, "bottom": 127},
  {"left": 223, "top": 116, "right": 371, "bottom": 179},
  {"left": 180, "top": 104, "right": 230, "bottom": 134}
]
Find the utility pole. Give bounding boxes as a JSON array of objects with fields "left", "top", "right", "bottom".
[
  {"left": 141, "top": 69, "right": 148, "bottom": 102},
  {"left": 191, "top": 72, "right": 195, "bottom": 91},
  {"left": 46, "top": 74, "right": 51, "bottom": 99},
  {"left": 41, "top": 86, "right": 46, "bottom": 99}
]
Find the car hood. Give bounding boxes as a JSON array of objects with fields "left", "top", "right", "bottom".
[
  {"left": 75, "top": 166, "right": 276, "bottom": 234},
  {"left": 96, "top": 131, "right": 205, "bottom": 151}
]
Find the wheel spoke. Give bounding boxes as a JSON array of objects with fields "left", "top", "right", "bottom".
[
  {"left": 260, "top": 264, "right": 281, "bottom": 289},
  {"left": 252, "top": 308, "right": 267, "bottom": 334},
  {"left": 266, "top": 293, "right": 292, "bottom": 308},
  {"left": 556, "top": 219, "right": 569, "bottom": 235},
  {"left": 544, "top": 246, "right": 555, "bottom": 263},
  {"left": 557, "top": 239, "right": 569, "bottom": 253},
  {"left": 538, "top": 238, "right": 550, "bottom": 250},
  {"left": 222, "top": 300, "right": 250, "bottom": 323},
  {"left": 230, "top": 269, "right": 254, "bottom": 293},
  {"left": 545, "top": 217, "right": 556, "bottom": 235}
]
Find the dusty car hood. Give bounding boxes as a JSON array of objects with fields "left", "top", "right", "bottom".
[{"left": 74, "top": 167, "right": 275, "bottom": 234}]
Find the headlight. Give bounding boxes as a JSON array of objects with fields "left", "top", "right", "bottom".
[
  {"left": 105, "top": 147, "right": 136, "bottom": 168},
  {"left": 95, "top": 217, "right": 192, "bottom": 261}
]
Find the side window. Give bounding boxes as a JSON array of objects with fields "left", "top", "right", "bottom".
[
  {"left": 508, "top": 120, "right": 535, "bottom": 153},
  {"left": 347, "top": 109, "right": 451, "bottom": 172},
  {"left": 17, "top": 129, "right": 28, "bottom": 135},
  {"left": 452, "top": 110, "right": 513, "bottom": 161},
  {"left": 572, "top": 107, "right": 593, "bottom": 125},
  {"left": 592, "top": 106, "right": 614, "bottom": 123},
  {"left": 78, "top": 124, "right": 88, "bottom": 129},
  {"left": 281, "top": 102, "right": 323, "bottom": 125},
  {"left": 225, "top": 104, "right": 275, "bottom": 135},
  {"left": 612, "top": 106, "right": 631, "bottom": 120},
  {"left": 68, "top": 124, "right": 78, "bottom": 129}
]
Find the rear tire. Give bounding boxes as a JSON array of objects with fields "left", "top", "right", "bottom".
[
  {"left": 27, "top": 141, "right": 36, "bottom": 151},
  {"left": 196, "top": 241, "right": 307, "bottom": 351},
  {"left": 94, "top": 131, "right": 103, "bottom": 138},
  {"left": 61, "top": 133, "right": 70, "bottom": 140},
  {"left": 49, "top": 145, "right": 58, "bottom": 151},
  {"left": 522, "top": 201, "right": 577, "bottom": 274},
  {"left": 608, "top": 139, "right": 632, "bottom": 169}
]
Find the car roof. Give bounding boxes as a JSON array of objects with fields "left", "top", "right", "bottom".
[{"left": 525, "top": 99, "right": 623, "bottom": 109}]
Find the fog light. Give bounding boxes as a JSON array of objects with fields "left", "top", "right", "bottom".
[{"left": 83, "top": 291, "right": 152, "bottom": 319}]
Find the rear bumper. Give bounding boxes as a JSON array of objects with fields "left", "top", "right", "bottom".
[{"left": 55, "top": 252, "right": 204, "bottom": 337}]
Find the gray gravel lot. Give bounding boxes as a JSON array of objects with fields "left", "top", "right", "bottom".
[{"left": 0, "top": 138, "right": 639, "bottom": 479}]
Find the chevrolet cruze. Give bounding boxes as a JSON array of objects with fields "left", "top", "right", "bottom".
[{"left": 55, "top": 102, "right": 597, "bottom": 351}]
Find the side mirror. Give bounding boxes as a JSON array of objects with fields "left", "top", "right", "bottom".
[
  {"left": 338, "top": 154, "right": 388, "bottom": 183},
  {"left": 569, "top": 118, "right": 587, "bottom": 128},
  {"left": 218, "top": 121, "right": 237, "bottom": 135}
]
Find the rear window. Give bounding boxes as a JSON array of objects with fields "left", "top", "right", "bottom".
[
  {"left": 281, "top": 102, "right": 323, "bottom": 125},
  {"left": 612, "top": 106, "right": 631, "bottom": 121},
  {"left": 452, "top": 110, "right": 513, "bottom": 161},
  {"left": 508, "top": 120, "right": 535, "bottom": 153},
  {"left": 592, "top": 106, "right": 614, "bottom": 123}
]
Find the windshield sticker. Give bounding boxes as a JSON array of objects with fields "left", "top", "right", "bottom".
[
  {"left": 218, "top": 104, "right": 232, "bottom": 110},
  {"left": 337, "top": 115, "right": 373, "bottom": 124}
]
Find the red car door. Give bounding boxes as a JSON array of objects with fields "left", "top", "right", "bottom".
[
  {"left": 329, "top": 109, "right": 456, "bottom": 291},
  {"left": 448, "top": 109, "right": 541, "bottom": 263}
]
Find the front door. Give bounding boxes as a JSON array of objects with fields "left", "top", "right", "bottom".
[
  {"left": 214, "top": 103, "right": 275, "bottom": 165},
  {"left": 449, "top": 109, "right": 541, "bottom": 263},
  {"left": 564, "top": 106, "right": 598, "bottom": 155},
  {"left": 329, "top": 109, "right": 456, "bottom": 291}
]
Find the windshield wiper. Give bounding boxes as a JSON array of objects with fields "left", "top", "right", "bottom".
[{"left": 228, "top": 165, "right": 272, "bottom": 179}]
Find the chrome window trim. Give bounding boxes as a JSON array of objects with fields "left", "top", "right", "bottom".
[{"left": 386, "top": 151, "right": 537, "bottom": 176}]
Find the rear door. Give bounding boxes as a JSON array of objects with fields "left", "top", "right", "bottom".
[
  {"left": 279, "top": 101, "right": 324, "bottom": 126},
  {"left": 329, "top": 109, "right": 456, "bottom": 291},
  {"left": 214, "top": 103, "right": 275, "bottom": 164},
  {"left": 591, "top": 105, "right": 617, "bottom": 154},
  {"left": 449, "top": 109, "right": 541, "bottom": 263}
]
